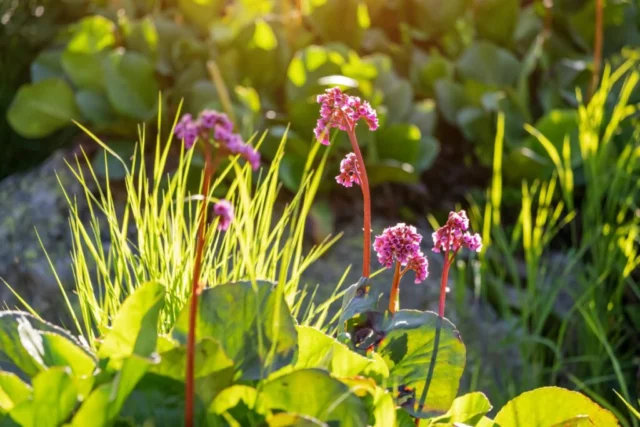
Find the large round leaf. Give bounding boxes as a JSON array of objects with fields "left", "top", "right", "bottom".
[
  {"left": 66, "top": 15, "right": 116, "bottom": 54},
  {"left": 7, "top": 78, "right": 80, "bottom": 138},
  {"left": 9, "top": 367, "right": 78, "bottom": 427},
  {"left": 474, "top": 0, "right": 519, "bottom": 44},
  {"left": 259, "top": 369, "right": 368, "bottom": 427},
  {"left": 103, "top": 51, "right": 159, "bottom": 121},
  {"left": 98, "top": 281, "right": 166, "bottom": 360},
  {"left": 0, "top": 311, "right": 89, "bottom": 377},
  {"left": 61, "top": 51, "right": 105, "bottom": 91},
  {"left": 172, "top": 281, "right": 298, "bottom": 380},
  {"left": 304, "top": 0, "right": 363, "bottom": 47},
  {"left": 456, "top": 41, "right": 521, "bottom": 87},
  {"left": 376, "top": 311, "right": 466, "bottom": 417},
  {"left": 295, "top": 326, "right": 388, "bottom": 379},
  {"left": 409, "top": 0, "right": 468, "bottom": 35},
  {"left": 428, "top": 392, "right": 492, "bottom": 425},
  {"left": 494, "top": 387, "right": 619, "bottom": 426}
]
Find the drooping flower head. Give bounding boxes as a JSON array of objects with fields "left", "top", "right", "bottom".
[
  {"left": 314, "top": 87, "right": 379, "bottom": 145},
  {"left": 374, "top": 223, "right": 429, "bottom": 284},
  {"left": 432, "top": 210, "right": 482, "bottom": 254},
  {"left": 212, "top": 199, "right": 234, "bottom": 231},
  {"left": 173, "top": 109, "right": 261, "bottom": 171},
  {"left": 336, "top": 153, "right": 360, "bottom": 187},
  {"left": 407, "top": 250, "right": 429, "bottom": 284}
]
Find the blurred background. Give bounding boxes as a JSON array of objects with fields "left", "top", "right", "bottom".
[{"left": 0, "top": 0, "right": 639, "bottom": 424}]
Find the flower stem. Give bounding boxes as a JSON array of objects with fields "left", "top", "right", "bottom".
[
  {"left": 438, "top": 254, "right": 451, "bottom": 318},
  {"left": 346, "top": 126, "right": 372, "bottom": 278},
  {"left": 185, "top": 142, "right": 216, "bottom": 427},
  {"left": 389, "top": 261, "right": 402, "bottom": 314}
]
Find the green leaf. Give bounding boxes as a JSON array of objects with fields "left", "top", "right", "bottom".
[
  {"left": 304, "top": 0, "right": 363, "bottom": 47},
  {"left": 295, "top": 326, "right": 388, "bottom": 379},
  {"left": 474, "top": 0, "right": 519, "bottom": 43},
  {"left": 456, "top": 41, "right": 521, "bottom": 87},
  {"left": 267, "top": 412, "right": 328, "bottom": 426},
  {"left": 376, "top": 123, "right": 423, "bottom": 165},
  {"left": 384, "top": 79, "right": 413, "bottom": 123},
  {"left": 208, "top": 385, "right": 268, "bottom": 427},
  {"left": 172, "top": 281, "right": 298, "bottom": 380},
  {"left": 30, "top": 51, "right": 64, "bottom": 82},
  {"left": 430, "top": 392, "right": 492, "bottom": 425},
  {"left": 150, "top": 337, "right": 233, "bottom": 380},
  {"left": 524, "top": 109, "right": 579, "bottom": 159},
  {"left": 494, "top": 387, "right": 619, "bottom": 426},
  {"left": 119, "top": 373, "right": 209, "bottom": 427},
  {"left": 61, "top": 51, "right": 104, "bottom": 91},
  {"left": 376, "top": 311, "right": 466, "bottom": 417},
  {"left": 409, "top": 0, "right": 468, "bottom": 35},
  {"left": 0, "top": 373, "right": 31, "bottom": 413},
  {"left": 409, "top": 100, "right": 438, "bottom": 137},
  {"left": 259, "top": 369, "right": 368, "bottom": 427},
  {"left": 103, "top": 50, "right": 159, "bottom": 121},
  {"left": 177, "top": 0, "right": 226, "bottom": 33},
  {"left": 434, "top": 80, "right": 468, "bottom": 125},
  {"left": 98, "top": 281, "right": 165, "bottom": 360},
  {"left": 367, "top": 161, "right": 419, "bottom": 187},
  {"left": 91, "top": 140, "right": 136, "bottom": 180},
  {"left": 411, "top": 52, "right": 455, "bottom": 97},
  {"left": 71, "top": 355, "right": 152, "bottom": 427},
  {"left": 66, "top": 16, "right": 116, "bottom": 54},
  {"left": 76, "top": 90, "right": 115, "bottom": 125},
  {"left": 7, "top": 78, "right": 80, "bottom": 138},
  {"left": 0, "top": 312, "right": 87, "bottom": 377},
  {"left": 10, "top": 368, "right": 78, "bottom": 427},
  {"left": 38, "top": 332, "right": 96, "bottom": 377}
]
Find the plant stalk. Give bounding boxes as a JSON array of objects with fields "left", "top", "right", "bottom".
[
  {"left": 346, "top": 125, "right": 372, "bottom": 278},
  {"left": 389, "top": 261, "right": 402, "bottom": 314},
  {"left": 185, "top": 142, "right": 216, "bottom": 427},
  {"left": 438, "top": 255, "right": 451, "bottom": 318}
]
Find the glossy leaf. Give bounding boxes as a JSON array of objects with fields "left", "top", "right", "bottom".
[
  {"left": 259, "top": 369, "right": 368, "bottom": 427},
  {"left": 377, "top": 311, "right": 466, "bottom": 417},
  {"left": 9, "top": 368, "right": 78, "bottom": 427},
  {"left": 66, "top": 16, "right": 116, "bottom": 54},
  {"left": 76, "top": 90, "right": 115, "bottom": 125},
  {"left": 429, "top": 392, "right": 492, "bottom": 425},
  {"left": 103, "top": 51, "right": 159, "bottom": 121},
  {"left": 98, "top": 281, "right": 166, "bottom": 360},
  {"left": 367, "top": 161, "right": 419, "bottom": 187},
  {"left": 61, "top": 51, "right": 104, "bottom": 91},
  {"left": 207, "top": 385, "right": 268, "bottom": 427},
  {"left": 295, "top": 326, "right": 388, "bottom": 379},
  {"left": 0, "top": 373, "right": 31, "bottom": 413},
  {"left": 457, "top": 41, "right": 521, "bottom": 87},
  {"left": 30, "top": 51, "right": 64, "bottom": 82},
  {"left": 494, "top": 387, "right": 618, "bottom": 426},
  {"left": 0, "top": 311, "right": 87, "bottom": 377},
  {"left": 7, "top": 78, "right": 80, "bottom": 138},
  {"left": 173, "top": 281, "right": 298, "bottom": 380},
  {"left": 150, "top": 337, "right": 233, "bottom": 380}
]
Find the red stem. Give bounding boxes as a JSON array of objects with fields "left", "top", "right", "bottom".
[
  {"left": 185, "top": 143, "right": 216, "bottom": 427},
  {"left": 346, "top": 126, "right": 372, "bottom": 278},
  {"left": 389, "top": 261, "right": 402, "bottom": 314},
  {"left": 438, "top": 255, "right": 451, "bottom": 318}
]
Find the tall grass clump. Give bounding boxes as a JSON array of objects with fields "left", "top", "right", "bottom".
[
  {"left": 463, "top": 60, "right": 640, "bottom": 426},
  {"left": 49, "top": 106, "right": 340, "bottom": 348}
]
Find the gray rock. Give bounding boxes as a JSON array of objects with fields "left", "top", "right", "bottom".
[{"left": 0, "top": 150, "right": 92, "bottom": 324}]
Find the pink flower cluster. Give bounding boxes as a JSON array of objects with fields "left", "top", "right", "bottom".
[
  {"left": 336, "top": 153, "right": 360, "bottom": 187},
  {"left": 212, "top": 199, "right": 234, "bottom": 231},
  {"left": 174, "top": 110, "right": 260, "bottom": 171},
  {"left": 314, "top": 87, "right": 379, "bottom": 145},
  {"left": 374, "top": 223, "right": 429, "bottom": 284},
  {"left": 432, "top": 210, "right": 483, "bottom": 254}
]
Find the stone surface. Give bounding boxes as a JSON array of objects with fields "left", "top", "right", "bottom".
[{"left": 0, "top": 150, "right": 92, "bottom": 323}]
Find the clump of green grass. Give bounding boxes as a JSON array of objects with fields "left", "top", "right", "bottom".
[
  {"left": 461, "top": 60, "right": 640, "bottom": 426},
  {"left": 22, "top": 105, "right": 342, "bottom": 348}
]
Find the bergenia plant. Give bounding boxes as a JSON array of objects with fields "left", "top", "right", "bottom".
[
  {"left": 174, "top": 109, "right": 259, "bottom": 427},
  {"left": 432, "top": 210, "right": 482, "bottom": 317},
  {"left": 374, "top": 223, "right": 429, "bottom": 313},
  {"left": 315, "top": 87, "right": 378, "bottom": 278}
]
